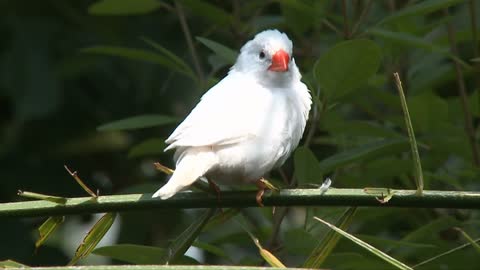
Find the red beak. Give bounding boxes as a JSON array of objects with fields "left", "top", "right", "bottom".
[{"left": 268, "top": 49, "right": 289, "bottom": 72}]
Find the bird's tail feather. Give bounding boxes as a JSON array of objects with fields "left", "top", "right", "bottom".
[{"left": 152, "top": 148, "right": 216, "bottom": 199}]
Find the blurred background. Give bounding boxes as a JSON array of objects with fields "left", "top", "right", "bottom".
[{"left": 1, "top": 0, "right": 479, "bottom": 269}]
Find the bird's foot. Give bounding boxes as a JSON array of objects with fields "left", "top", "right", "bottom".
[
  {"left": 255, "top": 178, "right": 279, "bottom": 207},
  {"left": 208, "top": 179, "right": 222, "bottom": 204}
]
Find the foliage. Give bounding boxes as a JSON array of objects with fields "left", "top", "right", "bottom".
[{"left": 0, "top": 0, "right": 479, "bottom": 269}]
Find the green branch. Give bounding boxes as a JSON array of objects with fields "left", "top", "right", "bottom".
[{"left": 2, "top": 188, "right": 480, "bottom": 218}]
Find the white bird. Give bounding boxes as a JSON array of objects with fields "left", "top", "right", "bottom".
[{"left": 152, "top": 29, "right": 312, "bottom": 205}]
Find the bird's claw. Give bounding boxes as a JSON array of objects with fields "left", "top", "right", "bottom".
[
  {"left": 319, "top": 177, "right": 332, "bottom": 194},
  {"left": 255, "top": 178, "right": 279, "bottom": 207}
]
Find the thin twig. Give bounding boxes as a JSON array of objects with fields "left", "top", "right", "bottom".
[
  {"left": 469, "top": 0, "right": 479, "bottom": 58},
  {"left": 468, "top": 0, "right": 480, "bottom": 131},
  {"left": 175, "top": 1, "right": 205, "bottom": 84},
  {"left": 64, "top": 165, "right": 98, "bottom": 198},
  {"left": 351, "top": 0, "right": 373, "bottom": 36},
  {"left": 341, "top": 0, "right": 350, "bottom": 39},
  {"left": 444, "top": 8, "right": 480, "bottom": 167},
  {"left": 412, "top": 238, "right": 480, "bottom": 268},
  {"left": 322, "top": 19, "right": 343, "bottom": 37}
]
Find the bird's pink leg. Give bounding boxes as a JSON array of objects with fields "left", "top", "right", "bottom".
[{"left": 255, "top": 179, "right": 267, "bottom": 207}]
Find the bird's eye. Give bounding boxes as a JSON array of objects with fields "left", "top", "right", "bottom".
[{"left": 259, "top": 51, "right": 266, "bottom": 59}]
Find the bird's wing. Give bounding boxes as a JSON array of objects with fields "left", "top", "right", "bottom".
[{"left": 165, "top": 72, "right": 264, "bottom": 151}]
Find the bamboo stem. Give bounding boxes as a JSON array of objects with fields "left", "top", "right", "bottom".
[{"left": 2, "top": 189, "right": 479, "bottom": 218}]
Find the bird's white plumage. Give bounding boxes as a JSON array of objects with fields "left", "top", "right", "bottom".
[{"left": 153, "top": 29, "right": 312, "bottom": 199}]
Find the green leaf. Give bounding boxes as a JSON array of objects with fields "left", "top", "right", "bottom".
[
  {"left": 314, "top": 216, "right": 413, "bottom": 270},
  {"left": 35, "top": 216, "right": 65, "bottom": 249},
  {"left": 69, "top": 213, "right": 117, "bottom": 265},
  {"left": 413, "top": 238, "right": 480, "bottom": 268},
  {"left": 380, "top": 0, "right": 466, "bottom": 24},
  {"left": 204, "top": 208, "right": 240, "bottom": 231},
  {"left": 141, "top": 37, "right": 196, "bottom": 78},
  {"left": 402, "top": 217, "right": 459, "bottom": 243},
  {"left": 406, "top": 93, "right": 449, "bottom": 132},
  {"left": 94, "top": 244, "right": 167, "bottom": 264},
  {"left": 0, "top": 260, "right": 29, "bottom": 268},
  {"left": 356, "top": 234, "right": 436, "bottom": 250},
  {"left": 368, "top": 29, "right": 470, "bottom": 69},
  {"left": 318, "top": 138, "right": 409, "bottom": 173},
  {"left": 196, "top": 37, "right": 237, "bottom": 65},
  {"left": 179, "top": 0, "right": 233, "bottom": 25},
  {"left": 88, "top": 0, "right": 161, "bottom": 15},
  {"left": 252, "top": 237, "right": 286, "bottom": 268},
  {"left": 314, "top": 39, "right": 382, "bottom": 100},
  {"left": 128, "top": 138, "right": 166, "bottom": 158},
  {"left": 369, "top": 28, "right": 448, "bottom": 53},
  {"left": 192, "top": 241, "right": 230, "bottom": 260},
  {"left": 164, "top": 209, "right": 215, "bottom": 263},
  {"left": 97, "top": 114, "right": 177, "bottom": 131},
  {"left": 284, "top": 229, "right": 317, "bottom": 255},
  {"left": 83, "top": 46, "right": 195, "bottom": 79},
  {"left": 294, "top": 146, "right": 323, "bottom": 184},
  {"left": 304, "top": 207, "right": 357, "bottom": 268}
]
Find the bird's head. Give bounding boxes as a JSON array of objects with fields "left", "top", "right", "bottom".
[{"left": 232, "top": 29, "right": 298, "bottom": 86}]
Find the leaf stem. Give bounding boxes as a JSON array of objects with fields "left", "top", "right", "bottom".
[
  {"left": 175, "top": 1, "right": 205, "bottom": 85},
  {"left": 393, "top": 73, "right": 424, "bottom": 195},
  {"left": 341, "top": 0, "right": 350, "bottom": 39}
]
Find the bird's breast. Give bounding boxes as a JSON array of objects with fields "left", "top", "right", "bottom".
[{"left": 211, "top": 88, "right": 304, "bottom": 183}]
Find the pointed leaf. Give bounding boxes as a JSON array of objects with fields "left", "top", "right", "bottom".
[
  {"left": 318, "top": 138, "right": 409, "bottom": 173},
  {"left": 35, "top": 216, "right": 65, "bottom": 249},
  {"left": 164, "top": 209, "right": 215, "bottom": 263},
  {"left": 356, "top": 234, "right": 436, "bottom": 250},
  {"left": 314, "top": 216, "right": 413, "bottom": 270},
  {"left": 0, "top": 260, "right": 29, "bottom": 268},
  {"left": 179, "top": 0, "right": 233, "bottom": 25},
  {"left": 83, "top": 46, "right": 195, "bottom": 78},
  {"left": 204, "top": 208, "right": 240, "bottom": 231},
  {"left": 252, "top": 238, "right": 286, "bottom": 268},
  {"left": 128, "top": 138, "right": 166, "bottom": 158},
  {"left": 97, "top": 115, "right": 177, "bottom": 131},
  {"left": 380, "top": 0, "right": 466, "bottom": 24},
  {"left": 196, "top": 37, "right": 237, "bottom": 65},
  {"left": 368, "top": 29, "right": 469, "bottom": 69},
  {"left": 315, "top": 39, "right": 381, "bottom": 100},
  {"left": 88, "top": 0, "right": 161, "bottom": 15},
  {"left": 69, "top": 213, "right": 117, "bottom": 265},
  {"left": 192, "top": 241, "right": 230, "bottom": 260},
  {"left": 141, "top": 37, "right": 195, "bottom": 78},
  {"left": 304, "top": 207, "right": 357, "bottom": 268}
]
